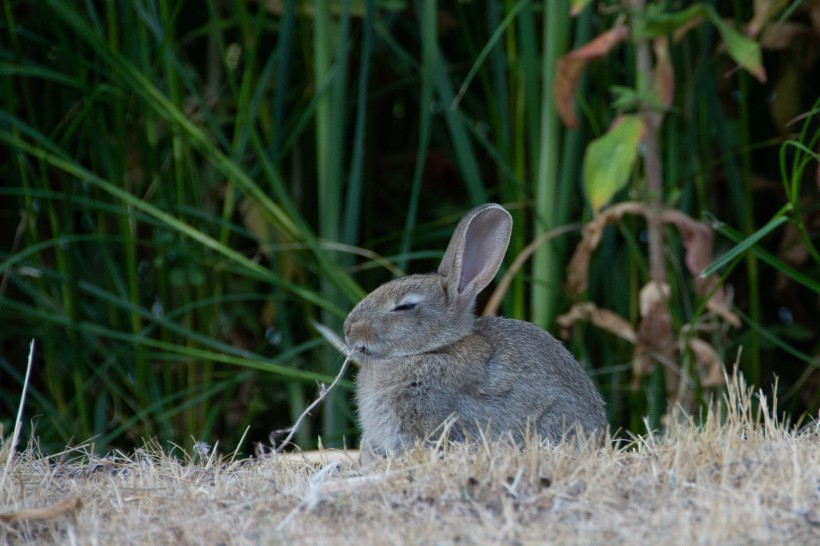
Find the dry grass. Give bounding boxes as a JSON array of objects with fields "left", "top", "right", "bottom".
[{"left": 1, "top": 371, "right": 819, "bottom": 545}]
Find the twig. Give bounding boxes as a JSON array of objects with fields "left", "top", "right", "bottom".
[
  {"left": 274, "top": 460, "right": 341, "bottom": 532},
  {"left": 0, "top": 496, "right": 83, "bottom": 524},
  {"left": 311, "top": 320, "right": 354, "bottom": 361},
  {"left": 276, "top": 464, "right": 400, "bottom": 534},
  {"left": 483, "top": 223, "right": 580, "bottom": 316},
  {"left": 2, "top": 339, "right": 35, "bottom": 486},
  {"left": 271, "top": 356, "right": 352, "bottom": 452}
]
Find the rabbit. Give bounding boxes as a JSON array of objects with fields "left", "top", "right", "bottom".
[{"left": 344, "top": 203, "right": 607, "bottom": 459}]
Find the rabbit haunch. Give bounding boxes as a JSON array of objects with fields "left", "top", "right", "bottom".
[{"left": 344, "top": 204, "right": 606, "bottom": 458}]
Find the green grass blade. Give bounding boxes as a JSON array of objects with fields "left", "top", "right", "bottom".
[
  {"left": 531, "top": 0, "right": 570, "bottom": 327},
  {"left": 702, "top": 212, "right": 789, "bottom": 278}
]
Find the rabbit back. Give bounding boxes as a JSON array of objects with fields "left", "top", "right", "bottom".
[{"left": 463, "top": 316, "right": 607, "bottom": 442}]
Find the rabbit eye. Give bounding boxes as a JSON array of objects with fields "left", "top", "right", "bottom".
[{"left": 392, "top": 302, "right": 417, "bottom": 312}]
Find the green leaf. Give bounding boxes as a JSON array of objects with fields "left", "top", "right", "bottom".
[
  {"left": 634, "top": 3, "right": 708, "bottom": 39},
  {"left": 609, "top": 85, "right": 644, "bottom": 112},
  {"left": 583, "top": 115, "right": 644, "bottom": 214},
  {"left": 633, "top": 3, "right": 766, "bottom": 83},
  {"left": 710, "top": 12, "right": 767, "bottom": 82}
]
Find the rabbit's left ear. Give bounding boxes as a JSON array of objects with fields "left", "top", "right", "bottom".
[{"left": 438, "top": 203, "right": 512, "bottom": 310}]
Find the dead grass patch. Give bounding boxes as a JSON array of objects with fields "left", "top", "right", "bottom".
[{"left": 2, "top": 372, "right": 819, "bottom": 545}]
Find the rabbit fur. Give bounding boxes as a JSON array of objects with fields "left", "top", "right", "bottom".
[{"left": 344, "top": 204, "right": 606, "bottom": 458}]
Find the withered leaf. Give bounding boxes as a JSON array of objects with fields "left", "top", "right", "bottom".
[
  {"left": 748, "top": 0, "right": 790, "bottom": 37},
  {"left": 689, "top": 338, "right": 726, "bottom": 387},
  {"left": 554, "top": 23, "right": 630, "bottom": 128},
  {"left": 634, "top": 282, "right": 675, "bottom": 390},
  {"left": 556, "top": 302, "right": 637, "bottom": 343}
]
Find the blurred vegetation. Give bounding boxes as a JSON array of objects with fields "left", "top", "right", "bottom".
[{"left": 1, "top": 0, "right": 818, "bottom": 454}]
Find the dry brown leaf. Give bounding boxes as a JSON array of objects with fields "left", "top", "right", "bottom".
[
  {"left": 566, "top": 202, "right": 645, "bottom": 296},
  {"left": 556, "top": 302, "right": 636, "bottom": 343},
  {"left": 567, "top": 203, "right": 740, "bottom": 331},
  {"left": 639, "top": 281, "right": 670, "bottom": 318},
  {"left": 811, "top": 0, "right": 820, "bottom": 34},
  {"left": 553, "top": 55, "right": 586, "bottom": 129},
  {"left": 706, "top": 293, "right": 742, "bottom": 328},
  {"left": 778, "top": 222, "right": 810, "bottom": 266},
  {"left": 631, "top": 351, "right": 656, "bottom": 386},
  {"left": 688, "top": 338, "right": 726, "bottom": 387},
  {"left": 588, "top": 306, "right": 637, "bottom": 343},
  {"left": 0, "top": 497, "right": 83, "bottom": 524},
  {"left": 634, "top": 282, "right": 675, "bottom": 391},
  {"left": 658, "top": 208, "right": 741, "bottom": 327},
  {"left": 658, "top": 209, "right": 713, "bottom": 277},
  {"left": 554, "top": 23, "right": 630, "bottom": 128},
  {"left": 572, "top": 204, "right": 712, "bottom": 282},
  {"left": 596, "top": 202, "right": 647, "bottom": 226},
  {"left": 566, "top": 227, "right": 597, "bottom": 297},
  {"left": 759, "top": 21, "right": 815, "bottom": 50}
]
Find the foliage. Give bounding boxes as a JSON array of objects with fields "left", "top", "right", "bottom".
[
  {"left": 0, "top": 0, "right": 818, "bottom": 453},
  {"left": 553, "top": 0, "right": 816, "bottom": 430}
]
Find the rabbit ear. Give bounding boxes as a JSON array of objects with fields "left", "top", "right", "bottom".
[{"left": 438, "top": 204, "right": 512, "bottom": 310}]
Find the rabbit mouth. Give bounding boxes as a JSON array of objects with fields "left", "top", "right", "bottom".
[
  {"left": 347, "top": 340, "right": 375, "bottom": 357},
  {"left": 352, "top": 345, "right": 369, "bottom": 356},
  {"left": 349, "top": 343, "right": 393, "bottom": 360}
]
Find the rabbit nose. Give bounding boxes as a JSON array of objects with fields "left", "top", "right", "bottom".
[
  {"left": 345, "top": 319, "right": 370, "bottom": 343},
  {"left": 345, "top": 318, "right": 361, "bottom": 338},
  {"left": 343, "top": 317, "right": 357, "bottom": 338}
]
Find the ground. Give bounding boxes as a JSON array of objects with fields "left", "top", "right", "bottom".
[{"left": 1, "top": 374, "right": 819, "bottom": 545}]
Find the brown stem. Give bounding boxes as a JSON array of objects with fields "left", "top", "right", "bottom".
[
  {"left": 643, "top": 120, "right": 666, "bottom": 284},
  {"left": 483, "top": 223, "right": 580, "bottom": 317},
  {"left": 632, "top": 0, "right": 666, "bottom": 285}
]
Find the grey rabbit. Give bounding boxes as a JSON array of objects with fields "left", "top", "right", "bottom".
[{"left": 344, "top": 203, "right": 606, "bottom": 459}]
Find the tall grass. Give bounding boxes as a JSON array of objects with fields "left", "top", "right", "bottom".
[{"left": 0, "top": 1, "right": 817, "bottom": 454}]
